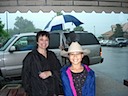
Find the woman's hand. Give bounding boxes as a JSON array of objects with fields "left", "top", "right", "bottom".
[{"left": 39, "top": 71, "right": 52, "bottom": 79}]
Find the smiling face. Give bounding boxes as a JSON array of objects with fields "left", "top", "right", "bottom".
[
  {"left": 69, "top": 52, "right": 84, "bottom": 65},
  {"left": 37, "top": 35, "right": 49, "bottom": 50}
]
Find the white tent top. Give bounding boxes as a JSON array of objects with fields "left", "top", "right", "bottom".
[{"left": 0, "top": 0, "right": 128, "bottom": 13}]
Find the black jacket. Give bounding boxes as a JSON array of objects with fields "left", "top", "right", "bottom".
[{"left": 22, "top": 49, "right": 62, "bottom": 96}]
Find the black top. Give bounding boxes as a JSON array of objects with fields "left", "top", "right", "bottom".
[
  {"left": 22, "top": 49, "right": 62, "bottom": 96},
  {"left": 71, "top": 68, "right": 87, "bottom": 96}
]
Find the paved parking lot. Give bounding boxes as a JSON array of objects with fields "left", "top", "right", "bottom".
[
  {"left": 90, "top": 46, "right": 128, "bottom": 96},
  {"left": 93, "top": 70, "right": 128, "bottom": 96}
]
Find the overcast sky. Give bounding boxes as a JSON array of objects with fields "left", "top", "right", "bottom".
[{"left": 0, "top": 11, "right": 128, "bottom": 37}]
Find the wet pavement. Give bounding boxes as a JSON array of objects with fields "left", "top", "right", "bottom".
[
  {"left": 90, "top": 46, "right": 128, "bottom": 96},
  {"left": 94, "top": 70, "right": 128, "bottom": 96}
]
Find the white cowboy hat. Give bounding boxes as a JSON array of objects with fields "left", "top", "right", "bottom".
[{"left": 61, "top": 42, "right": 90, "bottom": 57}]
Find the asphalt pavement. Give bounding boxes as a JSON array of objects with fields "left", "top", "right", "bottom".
[
  {"left": 94, "top": 69, "right": 128, "bottom": 96},
  {"left": 90, "top": 46, "right": 128, "bottom": 96}
]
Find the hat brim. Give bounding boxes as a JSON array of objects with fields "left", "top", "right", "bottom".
[{"left": 61, "top": 49, "right": 90, "bottom": 58}]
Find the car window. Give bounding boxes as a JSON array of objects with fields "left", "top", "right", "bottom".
[
  {"left": 49, "top": 33, "right": 60, "bottom": 49},
  {"left": 0, "top": 36, "right": 17, "bottom": 51},
  {"left": 117, "top": 38, "right": 126, "bottom": 41},
  {"left": 64, "top": 33, "right": 99, "bottom": 45},
  {"left": 13, "top": 36, "right": 36, "bottom": 51},
  {"left": 78, "top": 33, "right": 99, "bottom": 45}
]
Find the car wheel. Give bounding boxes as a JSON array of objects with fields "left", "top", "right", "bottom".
[
  {"left": 119, "top": 44, "right": 123, "bottom": 47},
  {"left": 82, "top": 56, "right": 90, "bottom": 66}
]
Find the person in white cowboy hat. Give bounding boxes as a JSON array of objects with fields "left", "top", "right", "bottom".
[
  {"left": 61, "top": 41, "right": 90, "bottom": 57},
  {"left": 60, "top": 42, "right": 95, "bottom": 96}
]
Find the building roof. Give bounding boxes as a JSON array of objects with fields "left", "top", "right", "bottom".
[
  {"left": 102, "top": 22, "right": 128, "bottom": 39},
  {"left": 122, "top": 22, "right": 128, "bottom": 32},
  {"left": 102, "top": 31, "right": 114, "bottom": 37}
]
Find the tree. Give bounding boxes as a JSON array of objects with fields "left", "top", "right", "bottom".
[
  {"left": 73, "top": 26, "right": 84, "bottom": 31},
  {"left": 112, "top": 24, "right": 124, "bottom": 38},
  {"left": 56, "top": 12, "right": 63, "bottom": 16},
  {"left": 0, "top": 19, "right": 9, "bottom": 42},
  {"left": 8, "top": 28, "right": 16, "bottom": 37},
  {"left": 13, "top": 16, "right": 38, "bottom": 33}
]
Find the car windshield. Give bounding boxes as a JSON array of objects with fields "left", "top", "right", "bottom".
[{"left": 0, "top": 36, "right": 17, "bottom": 51}]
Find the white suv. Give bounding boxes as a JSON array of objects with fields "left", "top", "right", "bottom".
[
  {"left": 115, "top": 37, "right": 127, "bottom": 47},
  {"left": 0, "top": 31, "right": 103, "bottom": 78}
]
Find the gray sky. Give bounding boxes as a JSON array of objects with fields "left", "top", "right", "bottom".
[{"left": 0, "top": 11, "right": 128, "bottom": 37}]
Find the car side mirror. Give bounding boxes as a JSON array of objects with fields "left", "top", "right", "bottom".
[{"left": 9, "top": 46, "right": 16, "bottom": 52}]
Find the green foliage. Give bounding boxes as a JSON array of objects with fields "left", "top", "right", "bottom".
[
  {"left": 112, "top": 24, "right": 124, "bottom": 38},
  {"left": 56, "top": 12, "right": 63, "bottom": 16},
  {"left": 0, "top": 19, "right": 9, "bottom": 42},
  {"left": 13, "top": 16, "right": 37, "bottom": 33},
  {"left": 6, "top": 16, "right": 42, "bottom": 36},
  {"left": 0, "top": 20, "right": 5, "bottom": 36},
  {"left": 73, "top": 26, "right": 84, "bottom": 31},
  {"left": 98, "top": 36, "right": 104, "bottom": 40},
  {"left": 8, "top": 28, "right": 16, "bottom": 37}
]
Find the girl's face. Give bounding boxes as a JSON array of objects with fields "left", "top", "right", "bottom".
[
  {"left": 69, "top": 52, "right": 84, "bottom": 65},
  {"left": 37, "top": 35, "right": 49, "bottom": 50}
]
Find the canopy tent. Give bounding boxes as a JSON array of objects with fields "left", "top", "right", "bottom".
[{"left": 0, "top": 0, "right": 128, "bottom": 13}]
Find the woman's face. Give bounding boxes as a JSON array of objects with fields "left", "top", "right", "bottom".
[
  {"left": 37, "top": 35, "right": 49, "bottom": 50},
  {"left": 69, "top": 52, "right": 83, "bottom": 65}
]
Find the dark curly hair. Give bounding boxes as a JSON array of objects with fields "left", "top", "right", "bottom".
[{"left": 36, "top": 31, "right": 50, "bottom": 42}]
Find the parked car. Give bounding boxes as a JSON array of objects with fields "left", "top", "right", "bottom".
[
  {"left": 106, "top": 40, "right": 119, "bottom": 47},
  {"left": 63, "top": 31, "right": 104, "bottom": 65},
  {"left": 115, "top": 37, "right": 127, "bottom": 47},
  {"left": 99, "top": 40, "right": 109, "bottom": 46},
  {"left": 0, "top": 31, "right": 103, "bottom": 78}
]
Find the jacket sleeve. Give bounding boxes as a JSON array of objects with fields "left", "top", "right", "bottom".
[
  {"left": 49, "top": 51, "right": 63, "bottom": 94},
  {"left": 49, "top": 51, "right": 62, "bottom": 79},
  {"left": 61, "top": 68, "right": 74, "bottom": 96},
  {"left": 90, "top": 71, "right": 95, "bottom": 96},
  {"left": 87, "top": 70, "right": 95, "bottom": 96},
  {"left": 21, "top": 52, "right": 32, "bottom": 94}
]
